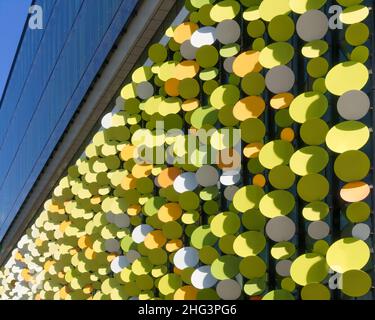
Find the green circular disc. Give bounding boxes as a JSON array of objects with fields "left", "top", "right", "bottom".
[
  {"left": 268, "top": 15, "right": 295, "bottom": 42},
  {"left": 334, "top": 150, "right": 370, "bottom": 182},
  {"left": 275, "top": 109, "right": 294, "bottom": 128},
  {"left": 244, "top": 278, "right": 266, "bottom": 296},
  {"left": 242, "top": 209, "right": 266, "bottom": 231},
  {"left": 290, "top": 253, "right": 329, "bottom": 286},
  {"left": 259, "top": 42, "right": 295, "bottom": 69},
  {"left": 191, "top": 106, "right": 218, "bottom": 129},
  {"left": 300, "top": 118, "right": 329, "bottom": 145},
  {"left": 211, "top": 255, "right": 240, "bottom": 280},
  {"left": 240, "top": 118, "right": 266, "bottom": 143},
  {"left": 289, "top": 92, "right": 328, "bottom": 124},
  {"left": 262, "top": 290, "right": 295, "bottom": 300},
  {"left": 210, "top": 84, "right": 240, "bottom": 109},
  {"left": 342, "top": 270, "right": 372, "bottom": 298},
  {"left": 239, "top": 256, "right": 266, "bottom": 279},
  {"left": 269, "top": 165, "right": 296, "bottom": 190},
  {"left": 179, "top": 78, "right": 200, "bottom": 99},
  {"left": 301, "top": 283, "right": 331, "bottom": 300},
  {"left": 259, "top": 140, "right": 294, "bottom": 169},
  {"left": 289, "top": 146, "right": 329, "bottom": 176},
  {"left": 345, "top": 23, "right": 369, "bottom": 46},
  {"left": 350, "top": 45, "right": 369, "bottom": 63},
  {"left": 259, "top": 190, "right": 295, "bottom": 218},
  {"left": 247, "top": 20, "right": 265, "bottom": 38},
  {"left": 148, "top": 43, "right": 167, "bottom": 63},
  {"left": 346, "top": 202, "right": 370, "bottom": 223},
  {"left": 241, "top": 73, "right": 265, "bottom": 95},
  {"left": 190, "top": 226, "right": 218, "bottom": 249},
  {"left": 307, "top": 57, "right": 329, "bottom": 78},
  {"left": 196, "top": 45, "right": 219, "bottom": 68},
  {"left": 297, "top": 174, "right": 329, "bottom": 202}
]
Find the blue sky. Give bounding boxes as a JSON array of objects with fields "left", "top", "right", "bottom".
[{"left": 0, "top": 0, "right": 31, "bottom": 98}]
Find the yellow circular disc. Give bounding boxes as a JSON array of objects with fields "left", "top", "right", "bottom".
[
  {"left": 301, "top": 283, "right": 331, "bottom": 300},
  {"left": 210, "top": 212, "right": 241, "bottom": 237},
  {"left": 325, "top": 62, "right": 368, "bottom": 96},
  {"left": 259, "top": 140, "right": 294, "bottom": 169},
  {"left": 271, "top": 242, "right": 296, "bottom": 260},
  {"left": 233, "top": 96, "right": 265, "bottom": 121},
  {"left": 233, "top": 231, "right": 266, "bottom": 257},
  {"left": 259, "top": 42, "right": 294, "bottom": 69},
  {"left": 289, "top": 0, "right": 327, "bottom": 14},
  {"left": 232, "top": 51, "right": 262, "bottom": 77},
  {"left": 259, "top": 0, "right": 291, "bottom": 22},
  {"left": 290, "top": 253, "right": 329, "bottom": 286},
  {"left": 342, "top": 270, "right": 372, "bottom": 297},
  {"left": 289, "top": 146, "right": 329, "bottom": 176},
  {"left": 326, "top": 238, "right": 370, "bottom": 273},
  {"left": 326, "top": 121, "right": 370, "bottom": 153},
  {"left": 340, "top": 5, "right": 369, "bottom": 24},
  {"left": 210, "top": 0, "right": 241, "bottom": 22},
  {"left": 233, "top": 185, "right": 265, "bottom": 213},
  {"left": 259, "top": 190, "right": 295, "bottom": 218},
  {"left": 289, "top": 92, "right": 328, "bottom": 124},
  {"left": 302, "top": 201, "right": 330, "bottom": 222}
]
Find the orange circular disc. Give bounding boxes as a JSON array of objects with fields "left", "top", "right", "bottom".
[
  {"left": 233, "top": 96, "right": 266, "bottom": 121},
  {"left": 158, "top": 167, "right": 182, "bottom": 188},
  {"left": 243, "top": 142, "right": 264, "bottom": 158},
  {"left": 144, "top": 230, "right": 167, "bottom": 249},
  {"left": 174, "top": 286, "right": 198, "bottom": 300},
  {"left": 121, "top": 174, "right": 137, "bottom": 190},
  {"left": 340, "top": 181, "right": 371, "bottom": 203},
  {"left": 182, "top": 99, "right": 200, "bottom": 112},
  {"left": 158, "top": 203, "right": 183, "bottom": 222},
  {"left": 253, "top": 174, "right": 266, "bottom": 187},
  {"left": 270, "top": 93, "right": 295, "bottom": 110},
  {"left": 128, "top": 204, "right": 141, "bottom": 216},
  {"left": 120, "top": 144, "right": 136, "bottom": 161},
  {"left": 173, "top": 22, "right": 199, "bottom": 44},
  {"left": 232, "top": 51, "right": 263, "bottom": 77},
  {"left": 165, "top": 78, "right": 180, "bottom": 97},
  {"left": 132, "top": 164, "right": 153, "bottom": 178},
  {"left": 281, "top": 128, "right": 295, "bottom": 142},
  {"left": 174, "top": 61, "right": 200, "bottom": 80},
  {"left": 166, "top": 239, "right": 183, "bottom": 252}
]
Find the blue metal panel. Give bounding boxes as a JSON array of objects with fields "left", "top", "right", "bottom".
[{"left": 0, "top": 0, "right": 139, "bottom": 240}]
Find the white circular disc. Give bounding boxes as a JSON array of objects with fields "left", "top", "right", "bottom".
[
  {"left": 216, "top": 20, "right": 241, "bottom": 45},
  {"left": 191, "top": 27, "right": 217, "bottom": 48},
  {"left": 114, "top": 214, "right": 130, "bottom": 228},
  {"left": 136, "top": 82, "right": 154, "bottom": 100},
  {"left": 101, "top": 113, "right": 112, "bottom": 129},
  {"left": 276, "top": 260, "right": 292, "bottom": 277},
  {"left": 173, "top": 247, "right": 199, "bottom": 270},
  {"left": 191, "top": 266, "right": 218, "bottom": 289},
  {"left": 180, "top": 40, "right": 198, "bottom": 60},
  {"left": 126, "top": 250, "right": 141, "bottom": 263},
  {"left": 104, "top": 239, "right": 120, "bottom": 252},
  {"left": 308, "top": 221, "right": 330, "bottom": 240},
  {"left": 337, "top": 90, "right": 370, "bottom": 120},
  {"left": 352, "top": 223, "right": 371, "bottom": 241},
  {"left": 110, "top": 256, "right": 130, "bottom": 273},
  {"left": 266, "top": 216, "right": 296, "bottom": 242},
  {"left": 223, "top": 57, "right": 235, "bottom": 73},
  {"left": 196, "top": 165, "right": 219, "bottom": 187},
  {"left": 265, "top": 65, "right": 295, "bottom": 93},
  {"left": 216, "top": 279, "right": 242, "bottom": 300},
  {"left": 220, "top": 170, "right": 241, "bottom": 186},
  {"left": 131, "top": 224, "right": 154, "bottom": 244},
  {"left": 173, "top": 172, "right": 198, "bottom": 193},
  {"left": 224, "top": 186, "right": 239, "bottom": 201},
  {"left": 296, "top": 10, "right": 329, "bottom": 42}
]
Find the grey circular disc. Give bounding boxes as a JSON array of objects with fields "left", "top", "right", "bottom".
[
  {"left": 196, "top": 165, "right": 219, "bottom": 187},
  {"left": 224, "top": 57, "right": 235, "bottom": 73},
  {"left": 216, "top": 20, "right": 241, "bottom": 45},
  {"left": 224, "top": 186, "right": 239, "bottom": 201},
  {"left": 352, "top": 223, "right": 371, "bottom": 240},
  {"left": 216, "top": 279, "right": 242, "bottom": 300},
  {"left": 136, "top": 82, "right": 154, "bottom": 100},
  {"left": 104, "top": 239, "right": 120, "bottom": 253},
  {"left": 308, "top": 221, "right": 330, "bottom": 240},
  {"left": 114, "top": 213, "right": 130, "bottom": 228},
  {"left": 276, "top": 260, "right": 292, "bottom": 277},
  {"left": 265, "top": 216, "right": 296, "bottom": 242},
  {"left": 337, "top": 90, "right": 370, "bottom": 120},
  {"left": 296, "top": 10, "right": 329, "bottom": 42},
  {"left": 265, "top": 65, "right": 295, "bottom": 93},
  {"left": 180, "top": 40, "right": 198, "bottom": 60}
]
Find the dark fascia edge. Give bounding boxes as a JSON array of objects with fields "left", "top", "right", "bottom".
[{"left": 0, "top": 0, "right": 185, "bottom": 266}]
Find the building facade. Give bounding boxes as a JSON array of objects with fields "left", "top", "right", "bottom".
[{"left": 0, "top": 0, "right": 374, "bottom": 300}]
